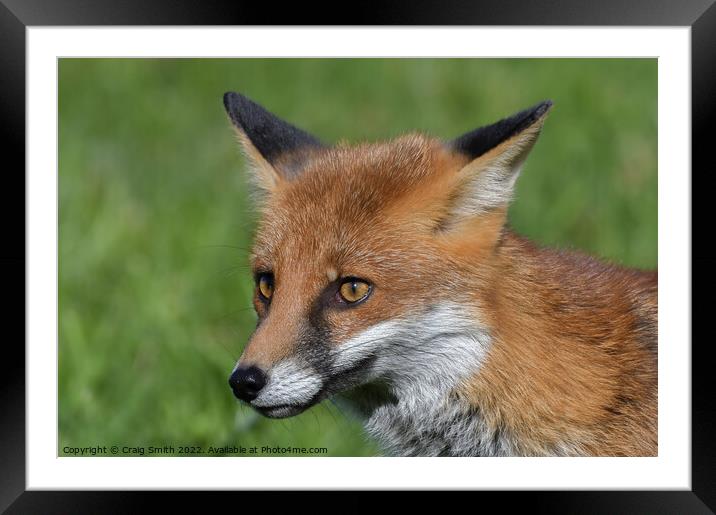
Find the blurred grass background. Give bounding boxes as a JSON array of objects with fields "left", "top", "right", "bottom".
[{"left": 58, "top": 59, "right": 657, "bottom": 457}]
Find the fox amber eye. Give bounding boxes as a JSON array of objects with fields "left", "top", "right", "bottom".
[
  {"left": 257, "top": 273, "right": 274, "bottom": 301},
  {"left": 339, "top": 279, "right": 371, "bottom": 304}
]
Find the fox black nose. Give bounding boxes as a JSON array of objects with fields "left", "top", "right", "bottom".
[{"left": 229, "top": 366, "right": 267, "bottom": 402}]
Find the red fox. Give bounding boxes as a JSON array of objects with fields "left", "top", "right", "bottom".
[{"left": 224, "top": 92, "right": 657, "bottom": 457}]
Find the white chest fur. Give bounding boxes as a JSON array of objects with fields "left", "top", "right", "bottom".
[
  {"left": 363, "top": 390, "right": 516, "bottom": 457},
  {"left": 334, "top": 303, "right": 518, "bottom": 456}
]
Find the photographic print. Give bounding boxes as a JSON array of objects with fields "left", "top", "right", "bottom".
[
  {"left": 58, "top": 58, "right": 657, "bottom": 458},
  {"left": 4, "top": 11, "right": 703, "bottom": 507}
]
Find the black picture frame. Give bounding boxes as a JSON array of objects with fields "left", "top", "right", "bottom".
[{"left": 2, "top": 1, "right": 713, "bottom": 511}]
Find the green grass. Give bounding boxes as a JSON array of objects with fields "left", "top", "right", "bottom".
[{"left": 58, "top": 58, "right": 657, "bottom": 457}]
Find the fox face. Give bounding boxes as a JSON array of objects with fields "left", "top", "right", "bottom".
[{"left": 225, "top": 92, "right": 551, "bottom": 419}]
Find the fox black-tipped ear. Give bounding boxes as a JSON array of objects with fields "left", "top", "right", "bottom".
[
  {"left": 442, "top": 100, "right": 552, "bottom": 224},
  {"left": 450, "top": 100, "right": 552, "bottom": 161},
  {"left": 223, "top": 92, "right": 324, "bottom": 194}
]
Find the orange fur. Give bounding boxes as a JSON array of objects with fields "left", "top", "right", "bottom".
[{"left": 454, "top": 234, "right": 657, "bottom": 456}]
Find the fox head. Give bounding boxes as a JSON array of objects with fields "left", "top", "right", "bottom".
[{"left": 224, "top": 92, "right": 551, "bottom": 418}]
